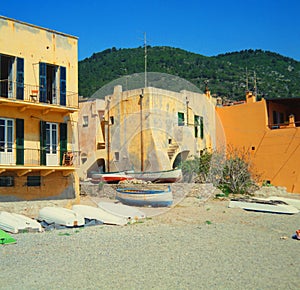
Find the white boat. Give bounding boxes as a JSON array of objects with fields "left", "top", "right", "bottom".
[
  {"left": 72, "top": 204, "right": 128, "bottom": 226},
  {"left": 116, "top": 185, "right": 173, "bottom": 207},
  {"left": 125, "top": 168, "right": 182, "bottom": 183},
  {"left": 38, "top": 207, "right": 85, "bottom": 227},
  {"left": 266, "top": 196, "right": 300, "bottom": 210},
  {"left": 0, "top": 211, "right": 42, "bottom": 234},
  {"left": 91, "top": 171, "right": 134, "bottom": 184},
  {"left": 229, "top": 198, "right": 299, "bottom": 214},
  {"left": 98, "top": 201, "right": 146, "bottom": 221}
]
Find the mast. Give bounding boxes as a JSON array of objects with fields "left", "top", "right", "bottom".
[{"left": 144, "top": 32, "right": 147, "bottom": 88}]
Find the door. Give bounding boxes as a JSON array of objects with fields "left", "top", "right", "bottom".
[
  {"left": 0, "top": 118, "right": 15, "bottom": 165},
  {"left": 46, "top": 122, "right": 58, "bottom": 166}
]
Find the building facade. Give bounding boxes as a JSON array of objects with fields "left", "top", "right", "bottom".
[
  {"left": 78, "top": 85, "right": 218, "bottom": 179},
  {"left": 216, "top": 92, "right": 300, "bottom": 193},
  {"left": 0, "top": 16, "right": 79, "bottom": 201}
]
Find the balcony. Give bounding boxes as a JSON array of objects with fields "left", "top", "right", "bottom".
[
  {"left": 0, "top": 147, "right": 80, "bottom": 176},
  {"left": 0, "top": 80, "right": 78, "bottom": 114}
]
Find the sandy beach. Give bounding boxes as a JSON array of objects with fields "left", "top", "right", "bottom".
[{"left": 1, "top": 187, "right": 300, "bottom": 290}]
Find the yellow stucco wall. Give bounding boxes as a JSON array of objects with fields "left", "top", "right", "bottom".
[
  {"left": 0, "top": 16, "right": 79, "bottom": 201},
  {"left": 105, "top": 86, "right": 217, "bottom": 172}
]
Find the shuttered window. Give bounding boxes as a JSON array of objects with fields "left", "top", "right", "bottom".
[
  {"left": 16, "top": 58, "right": 24, "bottom": 100},
  {"left": 16, "top": 118, "right": 24, "bottom": 165},
  {"left": 60, "top": 123, "right": 67, "bottom": 165}
]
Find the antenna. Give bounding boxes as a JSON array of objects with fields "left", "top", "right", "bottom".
[
  {"left": 245, "top": 67, "right": 249, "bottom": 92},
  {"left": 253, "top": 71, "right": 257, "bottom": 96},
  {"left": 144, "top": 32, "right": 147, "bottom": 88}
]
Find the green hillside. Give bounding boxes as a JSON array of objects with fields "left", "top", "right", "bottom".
[{"left": 79, "top": 46, "right": 300, "bottom": 100}]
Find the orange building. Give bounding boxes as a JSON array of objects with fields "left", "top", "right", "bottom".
[{"left": 216, "top": 92, "right": 300, "bottom": 193}]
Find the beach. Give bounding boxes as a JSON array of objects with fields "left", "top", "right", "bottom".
[{"left": 1, "top": 188, "right": 300, "bottom": 290}]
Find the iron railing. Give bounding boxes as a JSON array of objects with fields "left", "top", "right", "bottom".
[
  {"left": 0, "top": 79, "right": 78, "bottom": 109},
  {"left": 0, "top": 147, "right": 80, "bottom": 167}
]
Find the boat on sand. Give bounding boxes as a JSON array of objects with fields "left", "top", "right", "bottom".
[
  {"left": 116, "top": 185, "right": 173, "bottom": 207},
  {"left": 125, "top": 168, "right": 182, "bottom": 183},
  {"left": 91, "top": 172, "right": 134, "bottom": 184},
  {"left": 229, "top": 198, "right": 299, "bottom": 214},
  {"left": 0, "top": 211, "right": 42, "bottom": 234},
  {"left": 72, "top": 204, "right": 128, "bottom": 226},
  {"left": 37, "top": 207, "right": 85, "bottom": 227}
]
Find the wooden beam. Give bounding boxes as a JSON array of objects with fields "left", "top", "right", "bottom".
[
  {"left": 62, "top": 170, "right": 73, "bottom": 177},
  {"left": 40, "top": 169, "right": 55, "bottom": 177},
  {"left": 17, "top": 169, "right": 32, "bottom": 176},
  {"left": 42, "top": 109, "right": 50, "bottom": 115},
  {"left": 19, "top": 106, "right": 29, "bottom": 112}
]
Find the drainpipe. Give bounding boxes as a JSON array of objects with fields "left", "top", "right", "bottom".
[
  {"left": 107, "top": 97, "right": 111, "bottom": 172},
  {"left": 140, "top": 89, "right": 144, "bottom": 172}
]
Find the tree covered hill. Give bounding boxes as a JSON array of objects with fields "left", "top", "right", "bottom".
[{"left": 79, "top": 46, "right": 300, "bottom": 100}]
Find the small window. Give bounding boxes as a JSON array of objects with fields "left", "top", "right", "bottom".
[
  {"left": 194, "top": 115, "right": 200, "bottom": 138},
  {"left": 83, "top": 116, "right": 89, "bottom": 127},
  {"left": 27, "top": 176, "right": 41, "bottom": 187},
  {"left": 114, "top": 152, "right": 119, "bottom": 161},
  {"left": 200, "top": 116, "right": 204, "bottom": 139},
  {"left": 0, "top": 176, "right": 14, "bottom": 187},
  {"left": 178, "top": 112, "right": 184, "bottom": 126},
  {"left": 110, "top": 116, "right": 114, "bottom": 125}
]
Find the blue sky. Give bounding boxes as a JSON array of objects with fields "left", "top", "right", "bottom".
[{"left": 1, "top": 0, "right": 300, "bottom": 61}]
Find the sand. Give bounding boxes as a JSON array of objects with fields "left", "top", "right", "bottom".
[{"left": 1, "top": 191, "right": 299, "bottom": 290}]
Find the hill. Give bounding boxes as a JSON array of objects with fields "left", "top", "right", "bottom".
[{"left": 78, "top": 46, "right": 300, "bottom": 100}]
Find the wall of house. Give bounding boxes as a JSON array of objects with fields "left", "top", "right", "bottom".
[
  {"left": 106, "top": 86, "right": 217, "bottom": 172},
  {"left": 0, "top": 16, "right": 79, "bottom": 201},
  {"left": 216, "top": 98, "right": 300, "bottom": 193},
  {"left": 0, "top": 17, "right": 78, "bottom": 97}
]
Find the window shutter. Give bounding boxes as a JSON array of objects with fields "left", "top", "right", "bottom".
[
  {"left": 60, "top": 123, "right": 67, "bottom": 165},
  {"left": 40, "top": 121, "right": 46, "bottom": 165},
  {"left": 16, "top": 58, "right": 24, "bottom": 100},
  {"left": 16, "top": 118, "right": 24, "bottom": 165},
  {"left": 39, "top": 63, "right": 47, "bottom": 103},
  {"left": 60, "top": 66, "right": 66, "bottom": 106}
]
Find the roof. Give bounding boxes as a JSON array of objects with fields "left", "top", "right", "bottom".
[{"left": 0, "top": 15, "right": 78, "bottom": 40}]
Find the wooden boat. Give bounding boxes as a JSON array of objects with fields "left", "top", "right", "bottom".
[
  {"left": 37, "top": 207, "right": 85, "bottom": 227},
  {"left": 0, "top": 211, "right": 42, "bottom": 234},
  {"left": 125, "top": 168, "right": 182, "bottom": 183},
  {"left": 98, "top": 201, "right": 146, "bottom": 221},
  {"left": 116, "top": 185, "right": 173, "bottom": 207},
  {"left": 229, "top": 198, "right": 299, "bottom": 214},
  {"left": 91, "top": 171, "right": 134, "bottom": 184},
  {"left": 72, "top": 205, "right": 128, "bottom": 226}
]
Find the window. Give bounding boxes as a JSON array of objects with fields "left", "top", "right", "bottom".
[
  {"left": 194, "top": 115, "right": 200, "bottom": 138},
  {"left": 178, "top": 112, "right": 185, "bottom": 126},
  {"left": 200, "top": 116, "right": 204, "bottom": 139},
  {"left": 83, "top": 116, "right": 89, "bottom": 127},
  {"left": 46, "top": 123, "right": 57, "bottom": 154},
  {"left": 0, "top": 118, "right": 14, "bottom": 153},
  {"left": 0, "top": 54, "right": 24, "bottom": 100},
  {"left": 114, "top": 152, "right": 119, "bottom": 161},
  {"left": 39, "top": 63, "right": 66, "bottom": 105},
  {"left": 0, "top": 176, "right": 14, "bottom": 187},
  {"left": 27, "top": 176, "right": 41, "bottom": 187},
  {"left": 110, "top": 116, "right": 114, "bottom": 125}
]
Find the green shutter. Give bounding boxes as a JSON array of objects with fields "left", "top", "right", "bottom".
[
  {"left": 16, "top": 58, "right": 24, "bottom": 100},
  {"left": 39, "top": 63, "right": 47, "bottom": 103},
  {"left": 40, "top": 121, "right": 46, "bottom": 165},
  {"left": 16, "top": 118, "right": 24, "bottom": 165},
  {"left": 60, "top": 123, "right": 67, "bottom": 165}
]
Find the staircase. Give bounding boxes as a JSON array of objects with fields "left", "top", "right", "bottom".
[{"left": 167, "top": 141, "right": 179, "bottom": 160}]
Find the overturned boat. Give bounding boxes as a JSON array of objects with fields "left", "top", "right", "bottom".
[
  {"left": 0, "top": 211, "right": 42, "bottom": 234},
  {"left": 38, "top": 207, "right": 85, "bottom": 227}
]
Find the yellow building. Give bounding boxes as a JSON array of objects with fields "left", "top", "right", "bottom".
[
  {"left": 78, "top": 85, "right": 218, "bottom": 178},
  {"left": 0, "top": 16, "right": 79, "bottom": 201}
]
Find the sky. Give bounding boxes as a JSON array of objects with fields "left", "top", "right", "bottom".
[{"left": 1, "top": 0, "right": 300, "bottom": 61}]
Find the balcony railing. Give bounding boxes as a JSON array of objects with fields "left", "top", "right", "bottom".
[
  {"left": 0, "top": 79, "right": 78, "bottom": 109},
  {"left": 0, "top": 147, "right": 80, "bottom": 167}
]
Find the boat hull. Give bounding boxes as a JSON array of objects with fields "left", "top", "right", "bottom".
[
  {"left": 229, "top": 198, "right": 299, "bottom": 214},
  {"left": 91, "top": 172, "right": 134, "bottom": 184},
  {"left": 38, "top": 207, "right": 85, "bottom": 227},
  {"left": 116, "top": 186, "right": 173, "bottom": 207},
  {"left": 126, "top": 168, "right": 182, "bottom": 183}
]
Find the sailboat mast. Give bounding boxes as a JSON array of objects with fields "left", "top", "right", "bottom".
[{"left": 144, "top": 32, "right": 147, "bottom": 88}]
